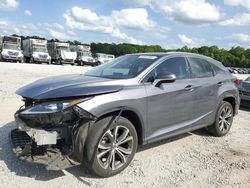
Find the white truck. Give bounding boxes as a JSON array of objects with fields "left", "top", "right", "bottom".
[
  {"left": 96, "top": 53, "right": 115, "bottom": 64},
  {"left": 47, "top": 42, "right": 76, "bottom": 65},
  {"left": 0, "top": 35, "right": 23, "bottom": 63},
  {"left": 23, "top": 38, "right": 51, "bottom": 64},
  {"left": 70, "top": 45, "right": 96, "bottom": 66}
]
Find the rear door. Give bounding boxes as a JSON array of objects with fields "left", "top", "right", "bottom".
[
  {"left": 186, "top": 56, "right": 219, "bottom": 128},
  {"left": 143, "top": 56, "right": 195, "bottom": 142}
]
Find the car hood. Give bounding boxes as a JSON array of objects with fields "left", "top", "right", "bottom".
[{"left": 16, "top": 74, "right": 124, "bottom": 100}]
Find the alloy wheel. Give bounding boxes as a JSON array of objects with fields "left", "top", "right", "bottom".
[
  {"left": 218, "top": 105, "right": 233, "bottom": 133},
  {"left": 97, "top": 125, "right": 134, "bottom": 171}
]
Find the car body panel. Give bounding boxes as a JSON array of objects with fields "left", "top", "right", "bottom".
[
  {"left": 13, "top": 52, "right": 240, "bottom": 167},
  {"left": 16, "top": 74, "right": 124, "bottom": 100}
]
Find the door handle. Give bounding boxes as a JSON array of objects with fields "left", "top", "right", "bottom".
[
  {"left": 184, "top": 85, "right": 194, "bottom": 91},
  {"left": 217, "top": 81, "right": 223, "bottom": 86}
]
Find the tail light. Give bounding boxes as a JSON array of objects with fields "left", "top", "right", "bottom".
[{"left": 234, "top": 79, "right": 240, "bottom": 86}]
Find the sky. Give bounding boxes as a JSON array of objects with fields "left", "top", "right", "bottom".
[{"left": 0, "top": 0, "right": 250, "bottom": 49}]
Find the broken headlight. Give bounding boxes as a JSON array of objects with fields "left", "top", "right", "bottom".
[{"left": 21, "top": 98, "right": 91, "bottom": 115}]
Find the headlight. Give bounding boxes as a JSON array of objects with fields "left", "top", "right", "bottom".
[{"left": 21, "top": 98, "right": 91, "bottom": 114}]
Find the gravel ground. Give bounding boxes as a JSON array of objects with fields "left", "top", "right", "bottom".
[{"left": 0, "top": 62, "right": 250, "bottom": 188}]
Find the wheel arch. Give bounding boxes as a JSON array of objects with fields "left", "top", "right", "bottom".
[{"left": 96, "top": 108, "right": 144, "bottom": 145}]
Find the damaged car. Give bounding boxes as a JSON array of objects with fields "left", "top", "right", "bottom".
[{"left": 11, "top": 52, "right": 240, "bottom": 177}]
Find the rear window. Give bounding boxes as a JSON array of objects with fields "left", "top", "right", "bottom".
[{"left": 188, "top": 57, "right": 213, "bottom": 78}]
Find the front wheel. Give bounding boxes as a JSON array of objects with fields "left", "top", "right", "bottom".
[
  {"left": 84, "top": 116, "right": 138, "bottom": 177},
  {"left": 208, "top": 101, "right": 234, "bottom": 137}
]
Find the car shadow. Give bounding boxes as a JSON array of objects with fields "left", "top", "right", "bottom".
[{"left": 0, "top": 121, "right": 93, "bottom": 186}]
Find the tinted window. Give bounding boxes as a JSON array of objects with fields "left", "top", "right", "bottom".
[
  {"left": 188, "top": 57, "right": 213, "bottom": 78},
  {"left": 143, "top": 57, "right": 188, "bottom": 82},
  {"left": 210, "top": 63, "right": 224, "bottom": 74},
  {"left": 156, "top": 57, "right": 188, "bottom": 79}
]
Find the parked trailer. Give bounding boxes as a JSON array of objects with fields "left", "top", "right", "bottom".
[
  {"left": 47, "top": 42, "right": 76, "bottom": 65},
  {"left": 23, "top": 38, "right": 51, "bottom": 64},
  {"left": 96, "top": 53, "right": 115, "bottom": 64},
  {"left": 0, "top": 35, "right": 23, "bottom": 63},
  {"left": 70, "top": 45, "right": 96, "bottom": 66}
]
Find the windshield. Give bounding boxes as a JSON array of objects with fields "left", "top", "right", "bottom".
[
  {"left": 57, "top": 46, "right": 69, "bottom": 51},
  {"left": 246, "top": 76, "right": 250, "bottom": 81},
  {"left": 82, "top": 52, "right": 92, "bottom": 57},
  {"left": 3, "top": 43, "right": 20, "bottom": 50},
  {"left": 84, "top": 55, "right": 160, "bottom": 79},
  {"left": 33, "top": 47, "right": 47, "bottom": 53}
]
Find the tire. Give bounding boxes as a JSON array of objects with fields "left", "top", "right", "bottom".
[
  {"left": 84, "top": 116, "right": 138, "bottom": 177},
  {"left": 208, "top": 101, "right": 234, "bottom": 137}
]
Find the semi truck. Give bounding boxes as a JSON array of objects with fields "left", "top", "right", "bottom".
[
  {"left": 47, "top": 42, "right": 76, "bottom": 65},
  {"left": 23, "top": 38, "right": 51, "bottom": 64},
  {"left": 96, "top": 53, "right": 115, "bottom": 64},
  {"left": 70, "top": 45, "right": 96, "bottom": 66},
  {"left": 0, "top": 35, "right": 23, "bottom": 62}
]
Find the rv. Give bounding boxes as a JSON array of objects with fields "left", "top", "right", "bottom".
[
  {"left": 0, "top": 35, "right": 23, "bottom": 62},
  {"left": 23, "top": 38, "right": 51, "bottom": 64},
  {"left": 47, "top": 42, "right": 76, "bottom": 65},
  {"left": 96, "top": 53, "right": 115, "bottom": 64},
  {"left": 70, "top": 45, "right": 96, "bottom": 66}
]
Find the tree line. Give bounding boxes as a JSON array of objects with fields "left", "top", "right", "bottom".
[{"left": 12, "top": 34, "right": 250, "bottom": 68}]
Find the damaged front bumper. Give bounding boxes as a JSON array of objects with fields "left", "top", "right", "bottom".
[{"left": 11, "top": 99, "right": 96, "bottom": 170}]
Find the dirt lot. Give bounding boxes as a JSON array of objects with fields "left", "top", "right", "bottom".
[{"left": 0, "top": 62, "right": 249, "bottom": 188}]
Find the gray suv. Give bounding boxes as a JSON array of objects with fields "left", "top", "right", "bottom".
[{"left": 12, "top": 52, "right": 240, "bottom": 177}]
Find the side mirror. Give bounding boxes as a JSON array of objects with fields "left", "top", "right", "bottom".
[{"left": 153, "top": 71, "right": 176, "bottom": 87}]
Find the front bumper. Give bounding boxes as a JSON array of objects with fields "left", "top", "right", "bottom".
[
  {"left": 2, "top": 55, "right": 22, "bottom": 61},
  {"left": 61, "top": 59, "right": 75, "bottom": 64},
  {"left": 10, "top": 129, "right": 77, "bottom": 170},
  {"left": 11, "top": 104, "right": 96, "bottom": 169},
  {"left": 34, "top": 58, "right": 50, "bottom": 63}
]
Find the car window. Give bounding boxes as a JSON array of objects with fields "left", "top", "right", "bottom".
[
  {"left": 143, "top": 57, "right": 189, "bottom": 82},
  {"left": 210, "top": 63, "right": 224, "bottom": 75},
  {"left": 85, "top": 55, "right": 160, "bottom": 79},
  {"left": 188, "top": 57, "right": 213, "bottom": 78}
]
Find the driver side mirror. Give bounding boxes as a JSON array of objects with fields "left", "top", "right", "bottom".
[{"left": 153, "top": 71, "right": 176, "bottom": 87}]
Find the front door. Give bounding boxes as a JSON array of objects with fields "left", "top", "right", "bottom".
[{"left": 143, "top": 56, "right": 195, "bottom": 142}]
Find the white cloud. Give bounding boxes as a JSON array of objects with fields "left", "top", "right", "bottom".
[
  {"left": 110, "top": 8, "right": 155, "bottom": 29},
  {"left": 0, "top": 19, "right": 8, "bottom": 28},
  {"left": 124, "top": 0, "right": 222, "bottom": 25},
  {"left": 178, "top": 34, "right": 205, "bottom": 47},
  {"left": 224, "top": 0, "right": 250, "bottom": 10},
  {"left": 219, "top": 13, "right": 250, "bottom": 26},
  {"left": 49, "top": 29, "right": 74, "bottom": 40},
  {"left": 228, "top": 33, "right": 250, "bottom": 43},
  {"left": 178, "top": 34, "right": 195, "bottom": 45},
  {"left": 71, "top": 6, "right": 99, "bottom": 23},
  {"left": 54, "top": 23, "right": 64, "bottom": 30},
  {"left": 24, "top": 9, "right": 32, "bottom": 16},
  {"left": 0, "top": 19, "right": 75, "bottom": 41},
  {"left": 0, "top": 0, "right": 18, "bottom": 11},
  {"left": 64, "top": 7, "right": 153, "bottom": 44}
]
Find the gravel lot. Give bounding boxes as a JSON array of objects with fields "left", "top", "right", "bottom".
[{"left": 0, "top": 62, "right": 250, "bottom": 188}]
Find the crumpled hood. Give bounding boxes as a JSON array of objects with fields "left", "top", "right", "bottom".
[
  {"left": 16, "top": 74, "right": 124, "bottom": 100},
  {"left": 61, "top": 50, "right": 76, "bottom": 60}
]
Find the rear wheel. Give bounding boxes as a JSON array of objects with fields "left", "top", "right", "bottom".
[
  {"left": 208, "top": 101, "right": 234, "bottom": 137},
  {"left": 84, "top": 116, "right": 138, "bottom": 177}
]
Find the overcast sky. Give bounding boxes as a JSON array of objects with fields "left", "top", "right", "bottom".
[{"left": 0, "top": 0, "right": 249, "bottom": 49}]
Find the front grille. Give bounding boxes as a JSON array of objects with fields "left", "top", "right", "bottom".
[
  {"left": 8, "top": 51, "right": 18, "bottom": 56},
  {"left": 39, "top": 54, "right": 48, "bottom": 59}
]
